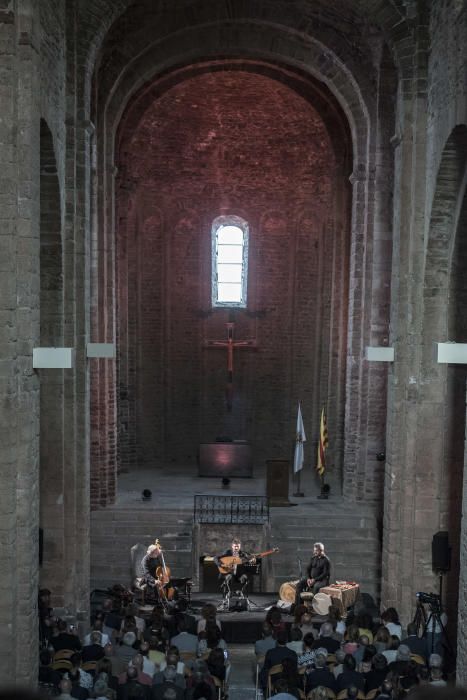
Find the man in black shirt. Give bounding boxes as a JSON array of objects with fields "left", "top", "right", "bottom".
[
  {"left": 295, "top": 542, "right": 330, "bottom": 608},
  {"left": 214, "top": 538, "right": 255, "bottom": 598}
]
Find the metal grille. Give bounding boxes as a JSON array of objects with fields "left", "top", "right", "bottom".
[{"left": 194, "top": 494, "right": 269, "bottom": 524}]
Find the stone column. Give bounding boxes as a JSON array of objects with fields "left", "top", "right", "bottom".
[{"left": 0, "top": 0, "right": 41, "bottom": 686}]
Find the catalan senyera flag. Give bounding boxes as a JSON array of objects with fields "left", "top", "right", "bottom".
[
  {"left": 293, "top": 403, "right": 306, "bottom": 474},
  {"left": 316, "top": 407, "right": 328, "bottom": 477}
]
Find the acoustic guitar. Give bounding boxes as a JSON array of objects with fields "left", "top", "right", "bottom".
[{"left": 217, "top": 547, "right": 279, "bottom": 574}]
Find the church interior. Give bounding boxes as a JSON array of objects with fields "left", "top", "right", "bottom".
[{"left": 1, "top": 0, "right": 467, "bottom": 693}]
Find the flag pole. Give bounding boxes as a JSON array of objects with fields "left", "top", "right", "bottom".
[
  {"left": 293, "top": 402, "right": 305, "bottom": 497},
  {"left": 293, "top": 468, "right": 304, "bottom": 497}
]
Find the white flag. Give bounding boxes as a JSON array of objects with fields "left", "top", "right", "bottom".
[{"left": 293, "top": 403, "right": 306, "bottom": 473}]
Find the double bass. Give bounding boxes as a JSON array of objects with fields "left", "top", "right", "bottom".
[{"left": 154, "top": 539, "right": 175, "bottom": 603}]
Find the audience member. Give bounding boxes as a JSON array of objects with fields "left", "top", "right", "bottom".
[
  {"left": 382, "top": 635, "right": 400, "bottom": 664},
  {"left": 153, "top": 654, "right": 186, "bottom": 688},
  {"left": 400, "top": 622, "right": 427, "bottom": 658},
  {"left": 255, "top": 621, "right": 276, "bottom": 657},
  {"left": 381, "top": 608, "right": 402, "bottom": 640},
  {"left": 312, "top": 622, "right": 340, "bottom": 653},
  {"left": 170, "top": 618, "right": 198, "bottom": 653},
  {"left": 336, "top": 653, "right": 365, "bottom": 692},
  {"left": 70, "top": 653, "right": 94, "bottom": 691},
  {"left": 82, "top": 631, "right": 106, "bottom": 662},
  {"left": 118, "top": 654, "right": 152, "bottom": 686},
  {"left": 373, "top": 626, "right": 391, "bottom": 653},
  {"left": 286, "top": 627, "right": 304, "bottom": 655},
  {"left": 260, "top": 629, "right": 298, "bottom": 690},
  {"left": 362, "top": 652, "right": 388, "bottom": 692},
  {"left": 152, "top": 666, "right": 185, "bottom": 700},
  {"left": 356, "top": 611, "right": 374, "bottom": 643},
  {"left": 118, "top": 665, "right": 150, "bottom": 700},
  {"left": 84, "top": 620, "right": 111, "bottom": 647},
  {"left": 305, "top": 651, "right": 337, "bottom": 693},
  {"left": 272, "top": 676, "right": 300, "bottom": 700},
  {"left": 50, "top": 619, "right": 82, "bottom": 652},
  {"left": 297, "top": 632, "right": 317, "bottom": 669}
]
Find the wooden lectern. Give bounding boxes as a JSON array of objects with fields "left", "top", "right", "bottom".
[{"left": 266, "top": 459, "right": 291, "bottom": 506}]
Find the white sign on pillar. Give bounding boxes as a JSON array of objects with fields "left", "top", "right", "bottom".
[
  {"left": 86, "top": 343, "right": 116, "bottom": 359},
  {"left": 365, "top": 347, "right": 395, "bottom": 362},
  {"left": 33, "top": 348, "right": 75, "bottom": 369},
  {"left": 437, "top": 343, "right": 467, "bottom": 364}
]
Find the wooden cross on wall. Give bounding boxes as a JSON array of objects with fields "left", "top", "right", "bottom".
[{"left": 204, "top": 321, "right": 257, "bottom": 411}]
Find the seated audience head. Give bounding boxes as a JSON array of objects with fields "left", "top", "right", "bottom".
[
  {"left": 261, "top": 621, "right": 273, "bottom": 638},
  {"left": 343, "top": 653, "right": 356, "bottom": 671},
  {"left": 428, "top": 653, "right": 442, "bottom": 669},
  {"left": 345, "top": 624, "right": 360, "bottom": 643},
  {"left": 131, "top": 654, "right": 144, "bottom": 671},
  {"left": 388, "top": 635, "right": 400, "bottom": 650},
  {"left": 126, "top": 665, "right": 138, "bottom": 681},
  {"left": 396, "top": 644, "right": 411, "bottom": 662},
  {"left": 97, "top": 657, "right": 113, "bottom": 676},
  {"left": 139, "top": 641, "right": 150, "bottom": 657},
  {"left": 59, "top": 678, "right": 72, "bottom": 695},
  {"left": 276, "top": 629, "right": 288, "bottom": 646},
  {"left": 381, "top": 607, "right": 400, "bottom": 624},
  {"left": 192, "top": 682, "right": 213, "bottom": 700},
  {"left": 372, "top": 653, "right": 388, "bottom": 671},
  {"left": 290, "top": 626, "right": 303, "bottom": 642},
  {"left": 274, "top": 678, "right": 290, "bottom": 695},
  {"left": 335, "top": 648, "right": 346, "bottom": 664},
  {"left": 358, "top": 634, "right": 370, "bottom": 647},
  {"left": 57, "top": 619, "right": 67, "bottom": 633},
  {"left": 123, "top": 631, "right": 137, "bottom": 647},
  {"left": 374, "top": 626, "right": 390, "bottom": 646},
  {"left": 347, "top": 686, "right": 359, "bottom": 700},
  {"left": 303, "top": 633, "right": 316, "bottom": 650},
  {"left": 93, "top": 679, "right": 108, "bottom": 697},
  {"left": 90, "top": 631, "right": 103, "bottom": 645},
  {"left": 70, "top": 653, "right": 82, "bottom": 669},
  {"left": 320, "top": 622, "right": 333, "bottom": 638},
  {"left": 310, "top": 687, "right": 328, "bottom": 700},
  {"left": 165, "top": 653, "right": 179, "bottom": 668},
  {"left": 315, "top": 653, "right": 327, "bottom": 669}
]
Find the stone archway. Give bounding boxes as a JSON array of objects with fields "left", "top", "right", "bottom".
[{"left": 90, "top": 16, "right": 396, "bottom": 508}]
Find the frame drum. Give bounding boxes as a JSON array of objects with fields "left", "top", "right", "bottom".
[{"left": 279, "top": 580, "right": 299, "bottom": 603}]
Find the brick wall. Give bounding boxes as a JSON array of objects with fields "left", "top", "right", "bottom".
[{"left": 116, "top": 69, "right": 350, "bottom": 493}]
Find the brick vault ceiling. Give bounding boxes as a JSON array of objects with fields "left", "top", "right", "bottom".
[{"left": 79, "top": 0, "right": 413, "bottom": 64}]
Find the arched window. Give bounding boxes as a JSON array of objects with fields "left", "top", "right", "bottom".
[{"left": 212, "top": 216, "right": 249, "bottom": 307}]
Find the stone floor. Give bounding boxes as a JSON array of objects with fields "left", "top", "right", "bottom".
[{"left": 227, "top": 643, "right": 259, "bottom": 700}]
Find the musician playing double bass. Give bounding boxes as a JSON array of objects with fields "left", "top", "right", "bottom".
[
  {"left": 214, "top": 537, "right": 256, "bottom": 598},
  {"left": 141, "top": 543, "right": 164, "bottom": 589}
]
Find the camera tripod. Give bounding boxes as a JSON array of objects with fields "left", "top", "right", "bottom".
[{"left": 412, "top": 575, "right": 454, "bottom": 658}]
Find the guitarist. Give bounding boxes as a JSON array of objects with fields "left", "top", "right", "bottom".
[{"left": 214, "top": 538, "right": 256, "bottom": 598}]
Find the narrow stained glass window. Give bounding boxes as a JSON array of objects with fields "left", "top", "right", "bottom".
[{"left": 212, "top": 217, "right": 248, "bottom": 307}]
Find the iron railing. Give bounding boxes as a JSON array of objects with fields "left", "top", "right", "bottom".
[{"left": 194, "top": 494, "right": 269, "bottom": 524}]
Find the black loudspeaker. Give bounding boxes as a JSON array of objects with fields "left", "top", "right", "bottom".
[
  {"left": 228, "top": 597, "right": 247, "bottom": 611},
  {"left": 432, "top": 531, "right": 451, "bottom": 573}
]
